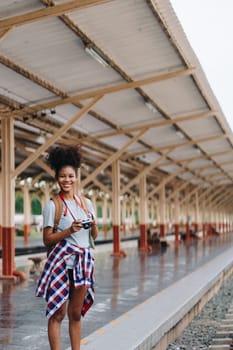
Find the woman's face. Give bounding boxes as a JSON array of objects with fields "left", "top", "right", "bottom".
[{"left": 57, "top": 165, "right": 77, "bottom": 193}]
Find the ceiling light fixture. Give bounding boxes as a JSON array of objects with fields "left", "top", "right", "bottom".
[
  {"left": 194, "top": 145, "right": 202, "bottom": 154},
  {"left": 145, "top": 101, "right": 157, "bottom": 114},
  {"left": 50, "top": 108, "right": 56, "bottom": 114},
  {"left": 23, "top": 116, "right": 29, "bottom": 122},
  {"left": 176, "top": 130, "right": 185, "bottom": 139},
  {"left": 41, "top": 111, "right": 47, "bottom": 117},
  {"left": 85, "top": 45, "right": 109, "bottom": 67},
  {"left": 173, "top": 125, "right": 185, "bottom": 139},
  {"left": 36, "top": 132, "right": 46, "bottom": 144}
]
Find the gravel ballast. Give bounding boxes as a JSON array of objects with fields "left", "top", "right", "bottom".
[{"left": 166, "top": 272, "right": 233, "bottom": 350}]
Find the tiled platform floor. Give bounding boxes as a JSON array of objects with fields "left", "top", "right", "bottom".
[{"left": 1, "top": 234, "right": 233, "bottom": 349}]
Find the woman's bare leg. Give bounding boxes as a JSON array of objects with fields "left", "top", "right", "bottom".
[
  {"left": 68, "top": 284, "right": 88, "bottom": 350},
  {"left": 48, "top": 303, "right": 67, "bottom": 350}
]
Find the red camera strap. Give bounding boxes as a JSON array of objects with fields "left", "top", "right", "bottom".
[{"left": 58, "top": 192, "right": 87, "bottom": 220}]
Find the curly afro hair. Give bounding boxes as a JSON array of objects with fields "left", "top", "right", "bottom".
[{"left": 47, "top": 144, "right": 81, "bottom": 177}]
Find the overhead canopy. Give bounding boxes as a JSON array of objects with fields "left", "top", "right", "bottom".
[{"left": 0, "top": 0, "right": 233, "bottom": 202}]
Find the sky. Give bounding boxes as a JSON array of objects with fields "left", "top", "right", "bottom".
[{"left": 170, "top": 0, "right": 233, "bottom": 131}]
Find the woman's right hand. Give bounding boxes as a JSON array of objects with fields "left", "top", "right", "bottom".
[
  {"left": 70, "top": 220, "right": 82, "bottom": 233},
  {"left": 43, "top": 219, "right": 83, "bottom": 247}
]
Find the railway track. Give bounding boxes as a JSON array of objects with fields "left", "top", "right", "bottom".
[
  {"left": 166, "top": 263, "right": 233, "bottom": 350},
  {"left": 209, "top": 303, "right": 233, "bottom": 350}
]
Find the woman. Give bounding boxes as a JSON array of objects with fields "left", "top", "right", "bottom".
[{"left": 36, "top": 145, "right": 98, "bottom": 350}]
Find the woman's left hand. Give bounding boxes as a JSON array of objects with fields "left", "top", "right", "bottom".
[{"left": 91, "top": 221, "right": 98, "bottom": 239}]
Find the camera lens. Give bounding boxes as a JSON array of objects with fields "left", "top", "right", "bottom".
[{"left": 82, "top": 221, "right": 91, "bottom": 229}]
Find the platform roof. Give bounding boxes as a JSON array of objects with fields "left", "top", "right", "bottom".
[{"left": 0, "top": 0, "right": 233, "bottom": 202}]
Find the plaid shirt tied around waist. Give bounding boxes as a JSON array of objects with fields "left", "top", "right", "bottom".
[{"left": 36, "top": 240, "right": 94, "bottom": 319}]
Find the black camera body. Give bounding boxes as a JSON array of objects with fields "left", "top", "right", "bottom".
[{"left": 82, "top": 219, "right": 92, "bottom": 230}]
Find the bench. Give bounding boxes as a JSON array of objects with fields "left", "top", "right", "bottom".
[{"left": 28, "top": 256, "right": 46, "bottom": 273}]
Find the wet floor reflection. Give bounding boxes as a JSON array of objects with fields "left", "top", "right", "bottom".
[
  {"left": 0, "top": 282, "right": 15, "bottom": 346},
  {"left": 83, "top": 234, "right": 233, "bottom": 338},
  {"left": 1, "top": 234, "right": 233, "bottom": 349},
  {"left": 111, "top": 257, "right": 120, "bottom": 309}
]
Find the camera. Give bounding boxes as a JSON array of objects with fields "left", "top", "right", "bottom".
[{"left": 82, "top": 219, "right": 92, "bottom": 230}]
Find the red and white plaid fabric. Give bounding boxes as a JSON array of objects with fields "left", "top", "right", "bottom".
[{"left": 36, "top": 240, "right": 94, "bottom": 318}]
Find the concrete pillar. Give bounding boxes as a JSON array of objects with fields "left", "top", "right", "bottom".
[
  {"left": 108, "top": 201, "right": 112, "bottom": 232},
  {"left": 185, "top": 199, "right": 191, "bottom": 242},
  {"left": 206, "top": 205, "right": 211, "bottom": 236},
  {"left": 139, "top": 174, "right": 148, "bottom": 251},
  {"left": 194, "top": 192, "right": 199, "bottom": 234},
  {"left": 102, "top": 195, "right": 108, "bottom": 238},
  {"left": 207, "top": 207, "right": 212, "bottom": 236},
  {"left": 23, "top": 182, "right": 31, "bottom": 245},
  {"left": 112, "top": 160, "right": 122, "bottom": 256},
  {"left": 200, "top": 201, "right": 206, "bottom": 239},
  {"left": 90, "top": 191, "right": 98, "bottom": 229},
  {"left": 166, "top": 200, "right": 172, "bottom": 235},
  {"left": 150, "top": 200, "right": 155, "bottom": 226},
  {"left": 157, "top": 200, "right": 161, "bottom": 229},
  {"left": 0, "top": 177, "right": 2, "bottom": 247},
  {"left": 159, "top": 184, "right": 166, "bottom": 238},
  {"left": 223, "top": 213, "right": 227, "bottom": 234},
  {"left": 1, "top": 117, "right": 16, "bottom": 279},
  {"left": 125, "top": 200, "right": 130, "bottom": 233},
  {"left": 44, "top": 182, "right": 51, "bottom": 204},
  {"left": 121, "top": 197, "right": 127, "bottom": 236},
  {"left": 218, "top": 212, "right": 221, "bottom": 233},
  {"left": 130, "top": 197, "right": 136, "bottom": 234},
  {"left": 90, "top": 192, "right": 97, "bottom": 214},
  {"left": 174, "top": 192, "right": 180, "bottom": 243}
]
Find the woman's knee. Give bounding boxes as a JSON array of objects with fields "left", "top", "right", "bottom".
[
  {"left": 51, "top": 307, "right": 66, "bottom": 322},
  {"left": 68, "top": 308, "right": 82, "bottom": 322}
]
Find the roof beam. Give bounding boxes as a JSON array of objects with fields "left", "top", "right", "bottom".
[
  {"left": 166, "top": 181, "right": 190, "bottom": 201},
  {"left": 81, "top": 127, "right": 150, "bottom": 188},
  {"left": 10, "top": 67, "right": 195, "bottom": 117},
  {"left": 31, "top": 172, "right": 45, "bottom": 186},
  {"left": 120, "top": 147, "right": 174, "bottom": 196},
  {"left": 15, "top": 142, "right": 53, "bottom": 176},
  {"left": 0, "top": 55, "right": 66, "bottom": 98},
  {"left": 214, "top": 190, "right": 233, "bottom": 210},
  {"left": 178, "top": 183, "right": 203, "bottom": 205},
  {"left": 0, "top": 0, "right": 111, "bottom": 30},
  {"left": 180, "top": 184, "right": 216, "bottom": 206},
  {"left": 129, "top": 133, "right": 229, "bottom": 158},
  {"left": 81, "top": 168, "right": 111, "bottom": 195},
  {"left": 83, "top": 110, "right": 215, "bottom": 141},
  {"left": 12, "top": 96, "right": 102, "bottom": 178},
  {"left": 0, "top": 28, "right": 11, "bottom": 42},
  {"left": 206, "top": 188, "right": 230, "bottom": 208},
  {"left": 147, "top": 166, "right": 189, "bottom": 198},
  {"left": 121, "top": 134, "right": 230, "bottom": 188},
  {"left": 156, "top": 149, "right": 233, "bottom": 167}
]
